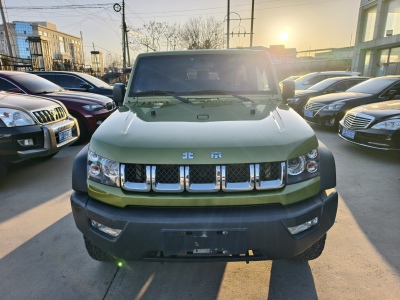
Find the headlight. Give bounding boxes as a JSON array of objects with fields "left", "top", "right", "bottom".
[
  {"left": 322, "top": 103, "right": 344, "bottom": 111},
  {"left": 82, "top": 104, "right": 104, "bottom": 111},
  {"left": 371, "top": 119, "right": 400, "bottom": 130},
  {"left": 87, "top": 149, "right": 120, "bottom": 187},
  {"left": 0, "top": 108, "right": 35, "bottom": 127},
  {"left": 287, "top": 148, "right": 319, "bottom": 184}
]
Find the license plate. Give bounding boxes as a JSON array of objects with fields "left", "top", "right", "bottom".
[
  {"left": 304, "top": 110, "right": 313, "bottom": 117},
  {"left": 59, "top": 128, "right": 72, "bottom": 143},
  {"left": 341, "top": 128, "right": 355, "bottom": 139},
  {"left": 162, "top": 229, "right": 247, "bottom": 256}
]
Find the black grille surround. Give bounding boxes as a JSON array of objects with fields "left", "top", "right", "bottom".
[
  {"left": 32, "top": 106, "right": 67, "bottom": 124},
  {"left": 121, "top": 162, "right": 286, "bottom": 193}
]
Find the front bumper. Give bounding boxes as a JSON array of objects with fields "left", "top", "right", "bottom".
[
  {"left": 0, "top": 117, "right": 79, "bottom": 163},
  {"left": 71, "top": 188, "right": 338, "bottom": 262},
  {"left": 303, "top": 109, "right": 341, "bottom": 127},
  {"left": 338, "top": 123, "right": 400, "bottom": 150}
]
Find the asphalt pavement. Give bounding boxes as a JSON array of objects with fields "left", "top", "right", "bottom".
[{"left": 0, "top": 127, "right": 399, "bottom": 300}]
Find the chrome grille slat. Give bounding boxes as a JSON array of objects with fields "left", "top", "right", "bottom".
[
  {"left": 343, "top": 112, "right": 374, "bottom": 130},
  {"left": 121, "top": 162, "right": 286, "bottom": 193},
  {"left": 32, "top": 106, "right": 67, "bottom": 124}
]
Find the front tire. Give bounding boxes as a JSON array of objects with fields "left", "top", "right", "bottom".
[
  {"left": 292, "top": 234, "right": 326, "bottom": 261},
  {"left": 84, "top": 236, "right": 115, "bottom": 262}
]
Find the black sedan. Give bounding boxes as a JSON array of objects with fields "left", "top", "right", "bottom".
[
  {"left": 338, "top": 100, "right": 400, "bottom": 150},
  {"left": 288, "top": 76, "right": 369, "bottom": 114},
  {"left": 303, "top": 76, "right": 400, "bottom": 128}
]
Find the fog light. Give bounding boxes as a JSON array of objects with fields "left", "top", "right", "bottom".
[
  {"left": 288, "top": 217, "right": 318, "bottom": 235},
  {"left": 91, "top": 220, "right": 122, "bottom": 237},
  {"left": 17, "top": 138, "right": 34, "bottom": 146}
]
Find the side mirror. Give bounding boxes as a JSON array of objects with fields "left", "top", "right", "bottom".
[
  {"left": 282, "top": 80, "right": 295, "bottom": 103},
  {"left": 113, "top": 83, "right": 126, "bottom": 106}
]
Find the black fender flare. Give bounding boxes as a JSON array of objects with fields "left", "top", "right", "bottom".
[
  {"left": 318, "top": 141, "right": 336, "bottom": 191},
  {"left": 72, "top": 144, "right": 89, "bottom": 193}
]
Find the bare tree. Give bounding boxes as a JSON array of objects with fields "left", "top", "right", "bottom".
[{"left": 180, "top": 17, "right": 224, "bottom": 49}]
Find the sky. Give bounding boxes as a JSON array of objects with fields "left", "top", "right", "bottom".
[{"left": 4, "top": 0, "right": 361, "bottom": 64}]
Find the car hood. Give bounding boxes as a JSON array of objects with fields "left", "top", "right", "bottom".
[
  {"left": 309, "top": 92, "right": 370, "bottom": 104},
  {"left": 36, "top": 90, "right": 112, "bottom": 105},
  {"left": 349, "top": 100, "right": 400, "bottom": 118},
  {"left": 0, "top": 92, "right": 61, "bottom": 111},
  {"left": 90, "top": 99, "right": 318, "bottom": 164}
]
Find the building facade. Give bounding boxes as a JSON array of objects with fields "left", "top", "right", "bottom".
[
  {"left": 0, "top": 21, "right": 84, "bottom": 71},
  {"left": 353, "top": 0, "right": 400, "bottom": 76}
]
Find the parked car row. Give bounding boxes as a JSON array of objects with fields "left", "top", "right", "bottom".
[
  {"left": 286, "top": 73, "right": 400, "bottom": 151},
  {"left": 0, "top": 71, "right": 117, "bottom": 143},
  {"left": 0, "top": 71, "right": 118, "bottom": 180}
]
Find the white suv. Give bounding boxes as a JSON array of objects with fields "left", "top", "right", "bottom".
[{"left": 294, "top": 71, "right": 360, "bottom": 90}]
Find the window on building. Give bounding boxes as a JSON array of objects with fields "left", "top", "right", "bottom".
[
  {"left": 363, "top": 50, "right": 372, "bottom": 75},
  {"left": 363, "top": 6, "right": 377, "bottom": 42},
  {"left": 385, "top": 0, "right": 400, "bottom": 36}
]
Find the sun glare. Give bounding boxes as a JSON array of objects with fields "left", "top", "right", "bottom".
[{"left": 279, "top": 31, "right": 288, "bottom": 42}]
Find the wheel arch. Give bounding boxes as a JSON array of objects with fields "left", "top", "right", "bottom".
[{"left": 72, "top": 144, "right": 89, "bottom": 192}]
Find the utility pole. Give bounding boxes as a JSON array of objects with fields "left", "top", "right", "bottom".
[
  {"left": 113, "top": 1, "right": 127, "bottom": 85},
  {"left": 0, "top": 0, "right": 13, "bottom": 57},
  {"left": 80, "top": 31, "right": 85, "bottom": 71},
  {"left": 227, "top": 0, "right": 230, "bottom": 49},
  {"left": 122, "top": 0, "right": 126, "bottom": 82},
  {"left": 250, "top": 0, "right": 254, "bottom": 48}
]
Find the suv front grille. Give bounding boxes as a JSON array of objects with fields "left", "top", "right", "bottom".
[
  {"left": 343, "top": 112, "right": 374, "bottom": 130},
  {"left": 121, "top": 162, "right": 286, "bottom": 193},
  {"left": 32, "top": 106, "right": 67, "bottom": 124}
]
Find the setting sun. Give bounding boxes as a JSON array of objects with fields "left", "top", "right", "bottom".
[{"left": 279, "top": 31, "right": 288, "bottom": 42}]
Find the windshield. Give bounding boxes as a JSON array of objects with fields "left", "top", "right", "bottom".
[
  {"left": 10, "top": 73, "right": 63, "bottom": 94},
  {"left": 77, "top": 73, "right": 112, "bottom": 88},
  {"left": 307, "top": 78, "right": 341, "bottom": 91},
  {"left": 346, "top": 77, "right": 400, "bottom": 94},
  {"left": 129, "top": 53, "right": 278, "bottom": 97}
]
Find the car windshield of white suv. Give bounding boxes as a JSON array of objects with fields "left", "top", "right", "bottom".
[
  {"left": 129, "top": 53, "right": 278, "bottom": 98},
  {"left": 12, "top": 74, "right": 64, "bottom": 94}
]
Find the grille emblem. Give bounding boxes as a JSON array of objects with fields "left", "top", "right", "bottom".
[
  {"left": 182, "top": 152, "right": 194, "bottom": 159},
  {"left": 211, "top": 152, "right": 222, "bottom": 159}
]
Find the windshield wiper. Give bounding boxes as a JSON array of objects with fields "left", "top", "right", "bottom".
[
  {"left": 135, "top": 90, "right": 191, "bottom": 104},
  {"left": 189, "top": 90, "right": 255, "bottom": 103}
]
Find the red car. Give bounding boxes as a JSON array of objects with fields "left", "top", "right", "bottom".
[{"left": 0, "top": 71, "right": 117, "bottom": 142}]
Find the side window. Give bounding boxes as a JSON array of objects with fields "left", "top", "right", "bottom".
[
  {"left": 343, "top": 80, "right": 362, "bottom": 90},
  {"left": 38, "top": 74, "right": 56, "bottom": 83},
  {"left": 330, "top": 81, "right": 348, "bottom": 92},
  {"left": 308, "top": 75, "right": 324, "bottom": 85},
  {"left": 59, "top": 75, "right": 86, "bottom": 88},
  {"left": 0, "top": 79, "right": 21, "bottom": 92},
  {"left": 385, "top": 82, "right": 400, "bottom": 99}
]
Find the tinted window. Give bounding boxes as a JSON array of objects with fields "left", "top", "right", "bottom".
[
  {"left": 347, "top": 77, "right": 400, "bottom": 94},
  {"left": 7, "top": 73, "right": 63, "bottom": 94},
  {"left": 130, "top": 53, "right": 277, "bottom": 95},
  {"left": 59, "top": 75, "right": 86, "bottom": 88},
  {"left": 0, "top": 78, "right": 19, "bottom": 92},
  {"left": 37, "top": 74, "right": 56, "bottom": 83}
]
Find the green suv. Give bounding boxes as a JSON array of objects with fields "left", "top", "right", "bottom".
[{"left": 70, "top": 49, "right": 338, "bottom": 263}]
